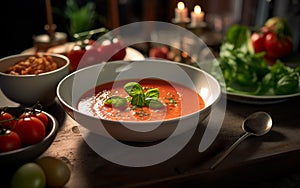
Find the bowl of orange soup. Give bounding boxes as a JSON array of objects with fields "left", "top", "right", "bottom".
[{"left": 56, "top": 60, "right": 221, "bottom": 142}]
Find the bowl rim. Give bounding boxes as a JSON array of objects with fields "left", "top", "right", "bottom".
[
  {"left": 57, "top": 60, "right": 222, "bottom": 124},
  {"left": 0, "top": 109, "right": 59, "bottom": 156},
  {"left": 0, "top": 52, "right": 69, "bottom": 77}
]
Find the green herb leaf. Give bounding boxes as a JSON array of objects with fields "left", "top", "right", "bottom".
[
  {"left": 145, "top": 98, "right": 164, "bottom": 109},
  {"left": 275, "top": 73, "right": 299, "bottom": 95},
  {"left": 104, "top": 96, "right": 127, "bottom": 108},
  {"left": 145, "top": 88, "right": 159, "bottom": 99},
  {"left": 223, "top": 25, "right": 252, "bottom": 52},
  {"left": 124, "top": 82, "right": 143, "bottom": 96},
  {"left": 124, "top": 82, "right": 145, "bottom": 106},
  {"left": 131, "top": 94, "right": 146, "bottom": 107}
]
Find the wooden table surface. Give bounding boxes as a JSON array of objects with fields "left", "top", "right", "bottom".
[
  {"left": 42, "top": 95, "right": 300, "bottom": 188},
  {"left": 1, "top": 91, "right": 300, "bottom": 187}
]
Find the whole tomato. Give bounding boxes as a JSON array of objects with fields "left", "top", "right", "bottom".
[
  {"left": 264, "top": 32, "right": 293, "bottom": 59},
  {"left": 251, "top": 31, "right": 267, "bottom": 53},
  {"left": 67, "top": 39, "right": 95, "bottom": 72},
  {"left": 0, "top": 111, "right": 17, "bottom": 130},
  {"left": 67, "top": 45, "right": 86, "bottom": 72},
  {"left": 67, "top": 37, "right": 126, "bottom": 72},
  {"left": 15, "top": 116, "right": 46, "bottom": 146},
  {"left": 251, "top": 17, "right": 293, "bottom": 61},
  {"left": 19, "top": 111, "right": 48, "bottom": 129},
  {"left": 149, "top": 46, "right": 169, "bottom": 59},
  {"left": 36, "top": 156, "right": 71, "bottom": 188},
  {"left": 97, "top": 37, "right": 126, "bottom": 61},
  {"left": 0, "top": 129, "right": 22, "bottom": 153},
  {"left": 10, "top": 162, "right": 46, "bottom": 188}
]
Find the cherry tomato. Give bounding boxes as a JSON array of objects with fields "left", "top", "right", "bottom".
[
  {"left": 0, "top": 129, "right": 22, "bottom": 153},
  {"left": 19, "top": 111, "right": 48, "bottom": 129},
  {"left": 10, "top": 162, "right": 46, "bottom": 188},
  {"left": 15, "top": 116, "right": 46, "bottom": 146},
  {"left": 251, "top": 32, "right": 266, "bottom": 53},
  {"left": 36, "top": 156, "right": 71, "bottom": 187},
  {"left": 67, "top": 39, "right": 97, "bottom": 72},
  {"left": 0, "top": 111, "right": 17, "bottom": 130},
  {"left": 264, "top": 32, "right": 293, "bottom": 59},
  {"left": 149, "top": 46, "right": 169, "bottom": 59},
  {"left": 67, "top": 37, "right": 126, "bottom": 72},
  {"left": 67, "top": 45, "right": 87, "bottom": 72},
  {"left": 97, "top": 37, "right": 126, "bottom": 61}
]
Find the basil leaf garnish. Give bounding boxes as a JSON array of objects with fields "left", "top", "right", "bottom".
[
  {"left": 124, "top": 82, "right": 145, "bottom": 106},
  {"left": 145, "top": 88, "right": 159, "bottom": 99},
  {"left": 145, "top": 98, "right": 164, "bottom": 109},
  {"left": 104, "top": 96, "right": 127, "bottom": 108}
]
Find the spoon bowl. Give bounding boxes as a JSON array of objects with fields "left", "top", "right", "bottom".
[
  {"left": 211, "top": 111, "right": 273, "bottom": 169},
  {"left": 242, "top": 111, "right": 272, "bottom": 136}
]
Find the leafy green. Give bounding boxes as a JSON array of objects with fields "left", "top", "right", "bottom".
[
  {"left": 145, "top": 98, "right": 164, "bottom": 109},
  {"left": 144, "top": 88, "right": 164, "bottom": 108},
  {"left": 215, "top": 25, "right": 300, "bottom": 96},
  {"left": 145, "top": 88, "right": 159, "bottom": 99},
  {"left": 124, "top": 82, "right": 146, "bottom": 106},
  {"left": 124, "top": 82, "right": 164, "bottom": 108},
  {"left": 270, "top": 62, "right": 300, "bottom": 95},
  {"left": 104, "top": 96, "right": 127, "bottom": 108},
  {"left": 64, "top": 0, "right": 98, "bottom": 37},
  {"left": 222, "top": 25, "right": 253, "bottom": 52},
  {"left": 104, "top": 82, "right": 164, "bottom": 109}
]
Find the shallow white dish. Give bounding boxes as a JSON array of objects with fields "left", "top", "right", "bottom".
[
  {"left": 56, "top": 60, "right": 221, "bottom": 142},
  {"left": 225, "top": 90, "right": 300, "bottom": 105}
]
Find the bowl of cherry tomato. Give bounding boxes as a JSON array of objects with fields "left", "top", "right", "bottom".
[{"left": 0, "top": 106, "right": 59, "bottom": 167}]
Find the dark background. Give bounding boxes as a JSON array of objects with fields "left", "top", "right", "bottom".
[{"left": 0, "top": 0, "right": 299, "bottom": 58}]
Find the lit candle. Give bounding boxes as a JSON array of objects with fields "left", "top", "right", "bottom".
[
  {"left": 175, "top": 2, "right": 188, "bottom": 22},
  {"left": 190, "top": 5, "right": 205, "bottom": 27}
]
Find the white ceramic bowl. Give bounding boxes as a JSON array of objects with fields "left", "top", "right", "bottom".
[
  {"left": 57, "top": 60, "right": 221, "bottom": 142},
  {"left": 0, "top": 53, "right": 69, "bottom": 106}
]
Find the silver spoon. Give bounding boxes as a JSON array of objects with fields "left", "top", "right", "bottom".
[{"left": 210, "top": 111, "right": 272, "bottom": 169}]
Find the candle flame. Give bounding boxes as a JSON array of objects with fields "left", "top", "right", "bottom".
[
  {"left": 194, "top": 5, "right": 201, "bottom": 14},
  {"left": 177, "top": 2, "right": 185, "bottom": 10}
]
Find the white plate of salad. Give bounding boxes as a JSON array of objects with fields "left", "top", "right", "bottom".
[{"left": 211, "top": 22, "right": 300, "bottom": 104}]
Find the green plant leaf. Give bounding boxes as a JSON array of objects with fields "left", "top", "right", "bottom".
[{"left": 104, "top": 96, "right": 127, "bottom": 108}]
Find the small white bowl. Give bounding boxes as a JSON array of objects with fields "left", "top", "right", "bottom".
[
  {"left": 57, "top": 60, "right": 221, "bottom": 142},
  {"left": 0, "top": 53, "right": 69, "bottom": 106}
]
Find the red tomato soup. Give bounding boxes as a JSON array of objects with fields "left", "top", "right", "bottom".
[{"left": 77, "top": 79, "right": 205, "bottom": 121}]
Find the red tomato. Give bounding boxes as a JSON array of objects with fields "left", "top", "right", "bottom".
[
  {"left": 0, "top": 111, "right": 17, "bottom": 130},
  {"left": 67, "top": 37, "right": 126, "bottom": 72},
  {"left": 0, "top": 129, "right": 22, "bottom": 152},
  {"left": 149, "top": 46, "right": 169, "bottom": 59},
  {"left": 67, "top": 39, "right": 96, "bottom": 72},
  {"left": 264, "top": 32, "right": 293, "bottom": 58},
  {"left": 33, "top": 112, "right": 48, "bottom": 129},
  {"left": 97, "top": 38, "right": 126, "bottom": 61},
  {"left": 251, "top": 32, "right": 266, "bottom": 53},
  {"left": 19, "top": 111, "right": 48, "bottom": 129},
  {"left": 15, "top": 116, "right": 46, "bottom": 146},
  {"left": 67, "top": 45, "right": 86, "bottom": 72}
]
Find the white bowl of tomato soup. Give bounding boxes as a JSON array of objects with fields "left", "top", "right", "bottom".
[
  {"left": 56, "top": 60, "right": 221, "bottom": 142},
  {"left": 0, "top": 53, "right": 69, "bottom": 106}
]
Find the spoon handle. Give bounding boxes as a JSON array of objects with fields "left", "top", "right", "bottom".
[{"left": 210, "top": 132, "right": 251, "bottom": 169}]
